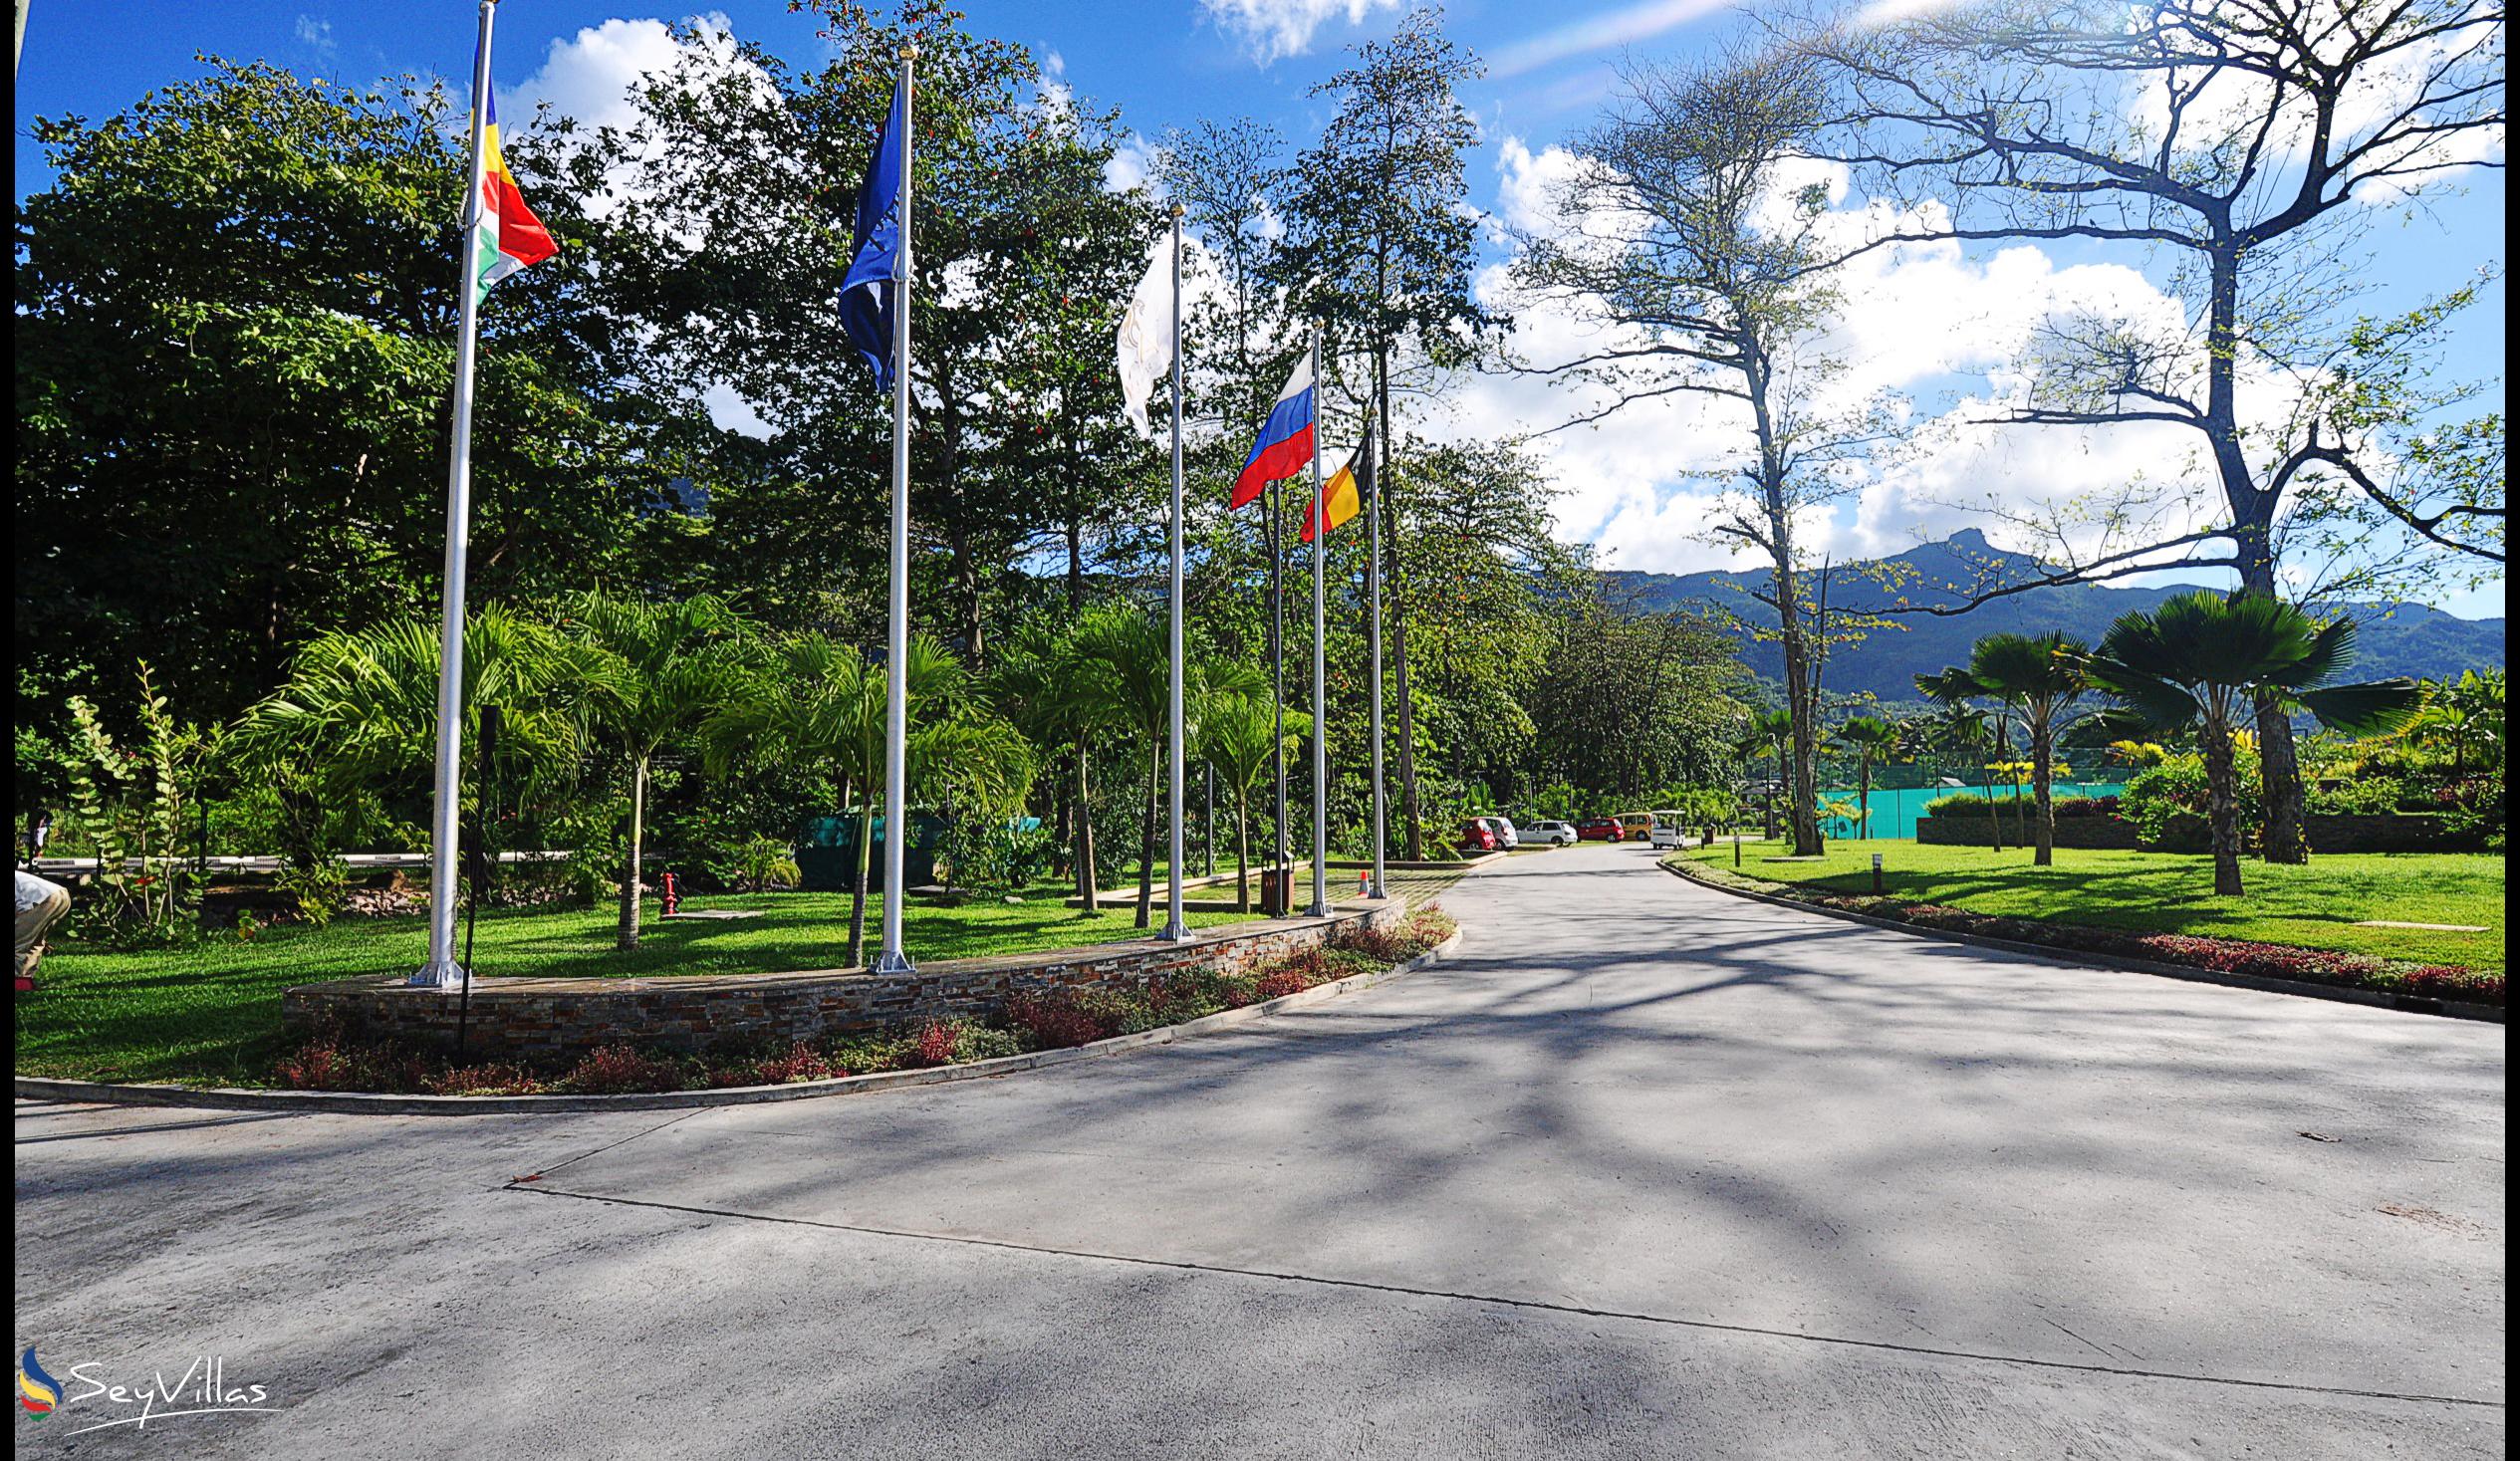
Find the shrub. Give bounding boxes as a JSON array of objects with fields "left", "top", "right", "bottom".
[
  {"left": 1003, "top": 989, "right": 1117, "bottom": 1050},
  {"left": 2307, "top": 775, "right": 2417, "bottom": 817},
  {"left": 1255, "top": 966, "right": 1316, "bottom": 1001},
  {"left": 911, "top": 1019, "right": 960, "bottom": 1068},
  {"left": 554, "top": 1044, "right": 689, "bottom": 1095},
  {"left": 271, "top": 1028, "right": 429, "bottom": 1093},
  {"left": 2122, "top": 752, "right": 2263, "bottom": 849},
  {"left": 273, "top": 858, "right": 352, "bottom": 928},
  {"left": 953, "top": 1025, "right": 1025, "bottom": 1063}
]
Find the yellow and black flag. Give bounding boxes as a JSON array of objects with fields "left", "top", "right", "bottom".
[{"left": 1302, "top": 428, "right": 1372, "bottom": 544}]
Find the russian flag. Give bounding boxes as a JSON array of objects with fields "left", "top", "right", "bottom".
[{"left": 1230, "top": 359, "right": 1316, "bottom": 510}]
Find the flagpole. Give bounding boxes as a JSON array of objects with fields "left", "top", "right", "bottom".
[
  {"left": 1160, "top": 203, "right": 1189, "bottom": 942},
  {"left": 1306, "top": 326, "right": 1331, "bottom": 918},
  {"left": 1366, "top": 417, "right": 1387, "bottom": 901},
  {"left": 874, "top": 45, "right": 917, "bottom": 975},
  {"left": 412, "top": 0, "right": 501, "bottom": 989},
  {"left": 1268, "top": 479, "right": 1287, "bottom": 913}
]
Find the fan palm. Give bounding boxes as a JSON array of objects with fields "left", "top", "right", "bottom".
[
  {"left": 1830, "top": 715, "right": 1902, "bottom": 842},
  {"left": 564, "top": 593, "right": 750, "bottom": 949},
  {"left": 1966, "top": 632, "right": 2091, "bottom": 866},
  {"left": 1739, "top": 707, "right": 1795, "bottom": 838},
  {"left": 1914, "top": 666, "right": 2003, "bottom": 850},
  {"left": 989, "top": 617, "right": 1104, "bottom": 910},
  {"left": 2084, "top": 593, "right": 2422, "bottom": 896}
]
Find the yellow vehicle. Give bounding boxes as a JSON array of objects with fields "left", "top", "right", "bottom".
[{"left": 1617, "top": 812, "right": 1657, "bottom": 842}]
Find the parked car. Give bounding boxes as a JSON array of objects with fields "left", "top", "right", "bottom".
[
  {"left": 1458, "top": 819, "right": 1500, "bottom": 852},
  {"left": 1523, "top": 820, "right": 1577, "bottom": 847},
  {"left": 1575, "top": 816, "right": 1625, "bottom": 843},
  {"left": 1618, "top": 812, "right": 1657, "bottom": 842},
  {"left": 1648, "top": 823, "right": 1687, "bottom": 851},
  {"left": 1480, "top": 816, "right": 1520, "bottom": 850}
]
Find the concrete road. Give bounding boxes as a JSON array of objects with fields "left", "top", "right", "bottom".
[{"left": 13, "top": 843, "right": 2505, "bottom": 1457}]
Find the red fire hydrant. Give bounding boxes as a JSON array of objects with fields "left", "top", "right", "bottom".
[{"left": 660, "top": 871, "right": 680, "bottom": 917}]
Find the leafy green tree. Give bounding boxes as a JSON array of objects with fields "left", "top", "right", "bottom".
[
  {"left": 2085, "top": 594, "right": 2422, "bottom": 895},
  {"left": 1965, "top": 633, "right": 2092, "bottom": 865},
  {"left": 16, "top": 60, "right": 664, "bottom": 722},
  {"left": 564, "top": 594, "right": 750, "bottom": 949},
  {"left": 1913, "top": 667, "right": 2003, "bottom": 852},
  {"left": 1276, "top": 5, "right": 1493, "bottom": 858}
]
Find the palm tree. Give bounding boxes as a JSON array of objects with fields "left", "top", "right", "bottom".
[
  {"left": 710, "top": 634, "right": 1031, "bottom": 965},
  {"left": 2085, "top": 593, "right": 2422, "bottom": 896},
  {"left": 2412, "top": 669, "right": 2505, "bottom": 775},
  {"left": 1914, "top": 666, "right": 2003, "bottom": 852},
  {"left": 1067, "top": 605, "right": 1266, "bottom": 928},
  {"left": 564, "top": 594, "right": 748, "bottom": 949},
  {"left": 988, "top": 617, "right": 1102, "bottom": 908},
  {"left": 236, "top": 607, "right": 600, "bottom": 894},
  {"left": 1966, "top": 632, "right": 2091, "bottom": 866},
  {"left": 1831, "top": 716, "right": 1901, "bottom": 842},
  {"left": 1196, "top": 695, "right": 1310, "bottom": 911}
]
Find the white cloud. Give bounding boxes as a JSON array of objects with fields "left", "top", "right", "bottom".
[
  {"left": 294, "top": 15, "right": 337, "bottom": 58},
  {"left": 1105, "top": 132, "right": 1165, "bottom": 195},
  {"left": 504, "top": 14, "right": 742, "bottom": 138},
  {"left": 1201, "top": 0, "right": 1398, "bottom": 66},
  {"left": 1488, "top": 0, "right": 1729, "bottom": 80}
]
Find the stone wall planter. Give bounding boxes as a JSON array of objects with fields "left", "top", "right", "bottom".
[{"left": 283, "top": 900, "right": 1405, "bottom": 1064}]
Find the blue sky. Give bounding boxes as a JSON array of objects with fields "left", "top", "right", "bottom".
[{"left": 16, "top": 2, "right": 2507, "bottom": 617}]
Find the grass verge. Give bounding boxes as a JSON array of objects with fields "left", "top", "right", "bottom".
[{"left": 1671, "top": 841, "right": 2502, "bottom": 1006}]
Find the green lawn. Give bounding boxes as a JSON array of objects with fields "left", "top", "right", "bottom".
[
  {"left": 14, "top": 884, "right": 1268, "bottom": 1086},
  {"left": 1681, "top": 839, "right": 2505, "bottom": 972}
]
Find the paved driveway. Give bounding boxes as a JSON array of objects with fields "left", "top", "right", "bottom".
[{"left": 13, "top": 843, "right": 2504, "bottom": 1457}]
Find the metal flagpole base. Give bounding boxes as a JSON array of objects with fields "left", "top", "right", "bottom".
[
  {"left": 409, "top": 958, "right": 469, "bottom": 989},
  {"left": 1303, "top": 901, "right": 1332, "bottom": 918},
  {"left": 1157, "top": 920, "right": 1191, "bottom": 942},
  {"left": 871, "top": 949, "right": 916, "bottom": 975},
  {"left": 1367, "top": 881, "right": 1387, "bottom": 900}
]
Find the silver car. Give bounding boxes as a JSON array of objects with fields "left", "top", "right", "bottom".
[
  {"left": 1478, "top": 816, "right": 1520, "bottom": 850},
  {"left": 1522, "top": 820, "right": 1577, "bottom": 847}
]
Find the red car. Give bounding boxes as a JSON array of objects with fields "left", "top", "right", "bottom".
[
  {"left": 1458, "top": 819, "right": 1500, "bottom": 852},
  {"left": 1576, "top": 816, "right": 1624, "bottom": 843}
]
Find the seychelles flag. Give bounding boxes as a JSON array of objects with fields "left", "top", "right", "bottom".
[
  {"left": 472, "top": 92, "right": 556, "bottom": 306},
  {"left": 1231, "top": 359, "right": 1316, "bottom": 510}
]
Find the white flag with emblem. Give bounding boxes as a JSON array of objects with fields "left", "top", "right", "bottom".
[{"left": 1115, "top": 230, "right": 1175, "bottom": 438}]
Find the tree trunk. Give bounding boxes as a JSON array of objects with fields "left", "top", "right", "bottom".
[
  {"left": 1234, "top": 785, "right": 1251, "bottom": 913},
  {"left": 1135, "top": 735, "right": 1160, "bottom": 929},
  {"left": 1383, "top": 400, "right": 1425, "bottom": 859},
  {"left": 1987, "top": 719, "right": 2006, "bottom": 852},
  {"left": 2201, "top": 714, "right": 2245, "bottom": 896},
  {"left": 616, "top": 753, "right": 648, "bottom": 950},
  {"left": 2030, "top": 712, "right": 2055, "bottom": 866},
  {"left": 1074, "top": 736, "right": 1099, "bottom": 913}
]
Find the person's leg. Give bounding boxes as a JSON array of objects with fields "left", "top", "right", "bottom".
[{"left": 16, "top": 875, "right": 72, "bottom": 979}]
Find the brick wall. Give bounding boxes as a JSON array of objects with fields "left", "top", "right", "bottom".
[{"left": 282, "top": 900, "right": 1406, "bottom": 1062}]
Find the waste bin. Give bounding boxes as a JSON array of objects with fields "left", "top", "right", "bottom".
[{"left": 1259, "top": 867, "right": 1290, "bottom": 916}]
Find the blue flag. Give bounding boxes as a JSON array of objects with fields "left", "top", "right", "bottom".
[{"left": 841, "top": 73, "right": 907, "bottom": 389}]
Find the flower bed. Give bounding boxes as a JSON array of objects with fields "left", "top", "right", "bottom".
[
  {"left": 1670, "top": 860, "right": 2501, "bottom": 1009},
  {"left": 266, "top": 907, "right": 1460, "bottom": 1096}
]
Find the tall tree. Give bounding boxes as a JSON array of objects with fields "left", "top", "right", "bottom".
[
  {"left": 1276, "top": 5, "right": 1494, "bottom": 857},
  {"left": 1510, "top": 49, "right": 1885, "bottom": 856},
  {"left": 1811, "top": 0, "right": 2507, "bottom": 863},
  {"left": 15, "top": 61, "right": 661, "bottom": 722}
]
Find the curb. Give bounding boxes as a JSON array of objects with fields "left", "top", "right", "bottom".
[
  {"left": 1657, "top": 857, "right": 2503, "bottom": 1025},
  {"left": 13, "top": 931, "right": 1465, "bottom": 1116}
]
